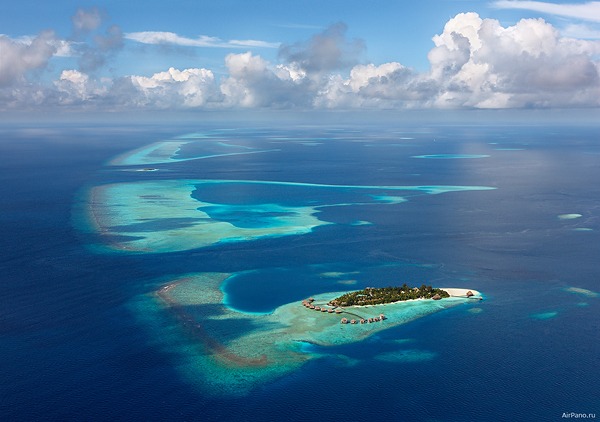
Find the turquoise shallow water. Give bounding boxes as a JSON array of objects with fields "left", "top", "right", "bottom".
[
  {"left": 109, "top": 139, "right": 279, "bottom": 166},
  {"left": 136, "top": 272, "right": 480, "bottom": 395},
  {"left": 83, "top": 178, "right": 494, "bottom": 253},
  {"left": 3, "top": 123, "right": 600, "bottom": 421}
]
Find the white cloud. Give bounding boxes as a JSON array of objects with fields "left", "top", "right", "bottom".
[
  {"left": 54, "top": 69, "right": 107, "bottom": 104},
  {"left": 52, "top": 39, "right": 77, "bottom": 57},
  {"left": 347, "top": 62, "right": 407, "bottom": 92},
  {"left": 431, "top": 13, "right": 600, "bottom": 107},
  {"left": 1, "top": 35, "right": 75, "bottom": 57},
  {"left": 75, "top": 24, "right": 124, "bottom": 73},
  {"left": 72, "top": 7, "right": 103, "bottom": 33},
  {"left": 0, "top": 31, "right": 57, "bottom": 86},
  {"left": 492, "top": 1, "right": 600, "bottom": 23},
  {"left": 125, "top": 31, "right": 279, "bottom": 49},
  {"left": 125, "top": 67, "right": 218, "bottom": 108},
  {"left": 220, "top": 52, "right": 313, "bottom": 108},
  {"left": 315, "top": 63, "right": 434, "bottom": 108},
  {"left": 278, "top": 22, "right": 365, "bottom": 72},
  {"left": 313, "top": 14, "right": 600, "bottom": 109},
  {"left": 229, "top": 39, "right": 281, "bottom": 48},
  {"left": 562, "top": 23, "right": 600, "bottom": 38},
  {"left": 3, "top": 18, "right": 600, "bottom": 110}
]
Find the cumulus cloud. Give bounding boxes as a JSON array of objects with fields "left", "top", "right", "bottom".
[
  {"left": 315, "top": 14, "right": 600, "bottom": 109},
  {"left": 73, "top": 25, "right": 123, "bottom": 73},
  {"left": 125, "top": 31, "right": 279, "bottom": 49},
  {"left": 220, "top": 52, "right": 313, "bottom": 107},
  {"left": 493, "top": 1, "right": 600, "bottom": 23},
  {"left": 0, "top": 7, "right": 120, "bottom": 82},
  {"left": 315, "top": 63, "right": 436, "bottom": 108},
  {"left": 3, "top": 14, "right": 600, "bottom": 110},
  {"left": 40, "top": 66, "right": 219, "bottom": 109},
  {"left": 119, "top": 67, "right": 219, "bottom": 108},
  {"left": 0, "top": 31, "right": 57, "bottom": 87},
  {"left": 5, "top": 35, "right": 75, "bottom": 57},
  {"left": 278, "top": 22, "right": 365, "bottom": 72},
  {"left": 427, "top": 13, "right": 600, "bottom": 108},
  {"left": 68, "top": 8, "right": 124, "bottom": 73},
  {"left": 54, "top": 69, "right": 108, "bottom": 105}
]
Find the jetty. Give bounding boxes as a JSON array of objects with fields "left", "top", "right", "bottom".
[{"left": 301, "top": 297, "right": 387, "bottom": 326}]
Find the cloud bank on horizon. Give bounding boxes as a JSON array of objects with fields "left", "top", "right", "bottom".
[{"left": 3, "top": 4, "right": 600, "bottom": 111}]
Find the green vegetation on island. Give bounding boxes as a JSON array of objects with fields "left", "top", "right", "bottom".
[{"left": 329, "top": 284, "right": 450, "bottom": 307}]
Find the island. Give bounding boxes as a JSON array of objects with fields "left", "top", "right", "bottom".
[
  {"left": 142, "top": 273, "right": 483, "bottom": 395},
  {"left": 328, "top": 284, "right": 452, "bottom": 307},
  {"left": 297, "top": 284, "right": 479, "bottom": 325}
]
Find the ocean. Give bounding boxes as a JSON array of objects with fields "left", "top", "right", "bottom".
[{"left": 1, "top": 118, "right": 598, "bottom": 421}]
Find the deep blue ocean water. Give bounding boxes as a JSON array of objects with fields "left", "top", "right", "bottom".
[{"left": 1, "top": 120, "right": 599, "bottom": 421}]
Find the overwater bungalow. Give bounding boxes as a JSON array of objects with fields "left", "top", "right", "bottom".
[
  {"left": 328, "top": 309, "right": 334, "bottom": 313},
  {"left": 335, "top": 309, "right": 342, "bottom": 314},
  {"left": 360, "top": 319, "right": 366, "bottom": 324},
  {"left": 350, "top": 319, "right": 357, "bottom": 324},
  {"left": 341, "top": 318, "right": 348, "bottom": 324},
  {"left": 314, "top": 306, "right": 321, "bottom": 311},
  {"left": 379, "top": 314, "right": 386, "bottom": 320}
]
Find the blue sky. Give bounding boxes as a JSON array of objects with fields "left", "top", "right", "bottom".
[{"left": 2, "top": 1, "right": 600, "bottom": 111}]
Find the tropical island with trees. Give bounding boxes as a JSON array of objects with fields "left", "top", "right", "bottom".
[{"left": 328, "top": 284, "right": 452, "bottom": 307}]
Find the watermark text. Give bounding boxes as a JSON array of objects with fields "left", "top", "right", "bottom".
[{"left": 562, "top": 412, "right": 596, "bottom": 419}]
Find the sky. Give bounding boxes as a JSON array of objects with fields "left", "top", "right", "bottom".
[{"left": 3, "top": 0, "right": 600, "bottom": 112}]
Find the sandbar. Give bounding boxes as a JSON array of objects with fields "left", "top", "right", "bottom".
[
  {"left": 558, "top": 213, "right": 582, "bottom": 220},
  {"left": 564, "top": 287, "right": 598, "bottom": 298}
]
